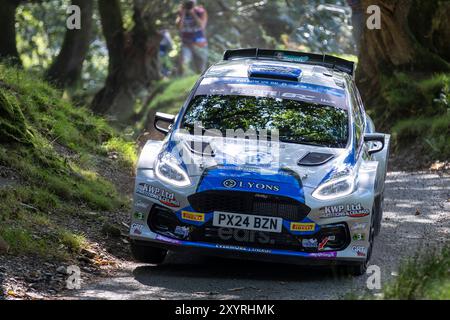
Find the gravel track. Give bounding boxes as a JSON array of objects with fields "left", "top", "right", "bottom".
[{"left": 64, "top": 170, "right": 450, "bottom": 300}]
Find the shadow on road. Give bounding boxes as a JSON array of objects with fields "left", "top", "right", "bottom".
[
  {"left": 135, "top": 254, "right": 337, "bottom": 281},
  {"left": 133, "top": 252, "right": 353, "bottom": 283}
]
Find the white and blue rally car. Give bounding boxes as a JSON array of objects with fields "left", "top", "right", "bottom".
[{"left": 129, "top": 49, "right": 390, "bottom": 275}]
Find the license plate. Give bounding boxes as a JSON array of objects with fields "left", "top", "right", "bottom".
[{"left": 213, "top": 212, "right": 282, "bottom": 233}]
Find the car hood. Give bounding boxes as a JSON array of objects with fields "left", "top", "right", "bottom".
[{"left": 164, "top": 133, "right": 355, "bottom": 189}]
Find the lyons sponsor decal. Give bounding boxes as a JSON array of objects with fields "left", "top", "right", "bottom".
[
  {"left": 181, "top": 211, "right": 205, "bottom": 222},
  {"left": 290, "top": 222, "right": 315, "bottom": 232},
  {"left": 320, "top": 203, "right": 370, "bottom": 218},
  {"left": 222, "top": 179, "right": 280, "bottom": 192},
  {"left": 136, "top": 183, "right": 180, "bottom": 207}
]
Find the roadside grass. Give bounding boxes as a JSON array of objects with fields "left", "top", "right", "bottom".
[
  {"left": 135, "top": 75, "right": 198, "bottom": 132},
  {"left": 147, "top": 75, "right": 198, "bottom": 115},
  {"left": 382, "top": 245, "right": 450, "bottom": 300},
  {"left": 392, "top": 113, "right": 450, "bottom": 160},
  {"left": 0, "top": 63, "right": 136, "bottom": 259},
  {"left": 350, "top": 245, "right": 450, "bottom": 300},
  {"left": 372, "top": 72, "right": 450, "bottom": 160}
]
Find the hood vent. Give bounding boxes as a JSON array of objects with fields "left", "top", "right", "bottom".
[{"left": 298, "top": 152, "right": 334, "bottom": 166}]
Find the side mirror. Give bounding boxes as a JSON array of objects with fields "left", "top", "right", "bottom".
[
  {"left": 154, "top": 112, "right": 175, "bottom": 134},
  {"left": 364, "top": 133, "right": 386, "bottom": 155}
]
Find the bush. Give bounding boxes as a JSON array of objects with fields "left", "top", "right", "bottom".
[
  {"left": 392, "top": 114, "right": 450, "bottom": 159},
  {"left": 383, "top": 245, "right": 450, "bottom": 299}
]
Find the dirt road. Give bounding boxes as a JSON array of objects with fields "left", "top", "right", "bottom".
[{"left": 64, "top": 171, "right": 450, "bottom": 299}]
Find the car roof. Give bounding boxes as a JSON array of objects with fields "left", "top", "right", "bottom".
[{"left": 204, "top": 58, "right": 348, "bottom": 91}]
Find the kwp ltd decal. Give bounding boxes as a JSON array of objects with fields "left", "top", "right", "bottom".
[
  {"left": 136, "top": 183, "right": 180, "bottom": 207},
  {"left": 320, "top": 203, "right": 370, "bottom": 218}
]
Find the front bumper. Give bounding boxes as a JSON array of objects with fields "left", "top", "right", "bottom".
[
  {"left": 131, "top": 235, "right": 363, "bottom": 266},
  {"left": 130, "top": 170, "right": 374, "bottom": 264}
]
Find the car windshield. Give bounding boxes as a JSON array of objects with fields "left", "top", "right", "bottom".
[{"left": 181, "top": 95, "right": 349, "bottom": 148}]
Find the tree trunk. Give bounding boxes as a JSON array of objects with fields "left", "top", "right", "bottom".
[
  {"left": 356, "top": 0, "right": 450, "bottom": 107},
  {"left": 0, "top": 0, "right": 21, "bottom": 65},
  {"left": 45, "top": 0, "right": 94, "bottom": 88},
  {"left": 91, "top": 0, "right": 161, "bottom": 122}
]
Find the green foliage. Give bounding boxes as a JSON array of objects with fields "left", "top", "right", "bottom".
[
  {"left": 0, "top": 87, "right": 33, "bottom": 144},
  {"left": 0, "top": 64, "right": 136, "bottom": 258},
  {"left": 148, "top": 76, "right": 198, "bottom": 115},
  {"left": 103, "top": 137, "right": 137, "bottom": 170},
  {"left": 383, "top": 246, "right": 450, "bottom": 299},
  {"left": 378, "top": 73, "right": 449, "bottom": 125},
  {"left": 392, "top": 114, "right": 450, "bottom": 159},
  {"left": 349, "top": 245, "right": 450, "bottom": 300},
  {"left": 372, "top": 72, "right": 449, "bottom": 160},
  {"left": 16, "top": 1, "right": 69, "bottom": 70},
  {"left": 135, "top": 75, "right": 197, "bottom": 132},
  {"left": 57, "top": 229, "right": 87, "bottom": 253}
]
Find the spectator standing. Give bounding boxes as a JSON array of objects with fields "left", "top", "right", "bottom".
[{"left": 176, "top": 0, "right": 208, "bottom": 75}]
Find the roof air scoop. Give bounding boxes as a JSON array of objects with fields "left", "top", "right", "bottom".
[
  {"left": 248, "top": 63, "right": 302, "bottom": 82},
  {"left": 298, "top": 152, "right": 334, "bottom": 166}
]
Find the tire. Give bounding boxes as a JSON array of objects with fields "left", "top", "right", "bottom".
[
  {"left": 374, "top": 194, "right": 384, "bottom": 236},
  {"left": 130, "top": 242, "right": 167, "bottom": 264}
]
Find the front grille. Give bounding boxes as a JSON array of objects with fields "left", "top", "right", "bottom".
[
  {"left": 148, "top": 205, "right": 350, "bottom": 252},
  {"left": 191, "top": 226, "right": 302, "bottom": 251},
  {"left": 188, "top": 190, "right": 310, "bottom": 221},
  {"left": 190, "top": 224, "right": 350, "bottom": 252}
]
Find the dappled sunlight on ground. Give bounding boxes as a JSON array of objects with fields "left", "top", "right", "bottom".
[{"left": 63, "top": 170, "right": 449, "bottom": 300}]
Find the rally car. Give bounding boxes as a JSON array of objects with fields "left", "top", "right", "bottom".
[{"left": 129, "top": 48, "right": 390, "bottom": 275}]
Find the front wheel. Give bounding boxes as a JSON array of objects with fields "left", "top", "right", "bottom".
[{"left": 130, "top": 242, "right": 167, "bottom": 264}]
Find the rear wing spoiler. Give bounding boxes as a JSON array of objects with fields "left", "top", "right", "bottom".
[{"left": 223, "top": 48, "right": 355, "bottom": 76}]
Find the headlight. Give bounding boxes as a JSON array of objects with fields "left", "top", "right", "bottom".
[
  {"left": 312, "top": 174, "right": 357, "bottom": 200},
  {"left": 154, "top": 152, "right": 191, "bottom": 187}
]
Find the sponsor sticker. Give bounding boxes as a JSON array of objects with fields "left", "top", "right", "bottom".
[
  {"left": 302, "top": 238, "right": 318, "bottom": 248},
  {"left": 181, "top": 211, "right": 205, "bottom": 222},
  {"left": 320, "top": 203, "right": 370, "bottom": 218},
  {"left": 135, "top": 200, "right": 148, "bottom": 209},
  {"left": 290, "top": 222, "right": 315, "bottom": 232},
  {"left": 133, "top": 212, "right": 145, "bottom": 221},
  {"left": 222, "top": 179, "right": 280, "bottom": 192},
  {"left": 309, "top": 251, "right": 337, "bottom": 258},
  {"left": 156, "top": 234, "right": 182, "bottom": 245},
  {"left": 215, "top": 243, "right": 272, "bottom": 254},
  {"left": 352, "top": 245, "right": 367, "bottom": 257},
  {"left": 136, "top": 183, "right": 180, "bottom": 208},
  {"left": 352, "top": 233, "right": 366, "bottom": 241},
  {"left": 131, "top": 223, "right": 143, "bottom": 235},
  {"left": 174, "top": 226, "right": 190, "bottom": 238},
  {"left": 318, "top": 237, "right": 330, "bottom": 251},
  {"left": 351, "top": 222, "right": 368, "bottom": 230}
]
